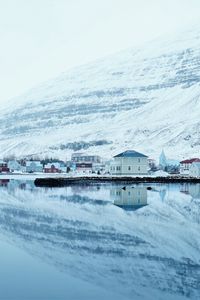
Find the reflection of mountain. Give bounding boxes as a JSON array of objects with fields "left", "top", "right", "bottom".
[
  {"left": 0, "top": 182, "right": 200, "bottom": 299},
  {"left": 0, "top": 179, "right": 35, "bottom": 190},
  {"left": 111, "top": 187, "right": 147, "bottom": 210}
]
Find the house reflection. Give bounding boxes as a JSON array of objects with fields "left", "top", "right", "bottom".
[
  {"left": 180, "top": 183, "right": 200, "bottom": 199},
  {"left": 0, "top": 179, "right": 10, "bottom": 187},
  {"left": 111, "top": 186, "right": 148, "bottom": 210}
]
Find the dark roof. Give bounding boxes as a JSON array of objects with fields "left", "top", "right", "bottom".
[
  {"left": 114, "top": 150, "right": 148, "bottom": 158},
  {"left": 180, "top": 158, "right": 200, "bottom": 164}
]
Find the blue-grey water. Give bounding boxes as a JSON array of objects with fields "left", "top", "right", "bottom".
[{"left": 0, "top": 179, "right": 200, "bottom": 300}]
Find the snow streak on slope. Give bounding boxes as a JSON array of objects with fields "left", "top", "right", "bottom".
[{"left": 1, "top": 26, "right": 200, "bottom": 158}]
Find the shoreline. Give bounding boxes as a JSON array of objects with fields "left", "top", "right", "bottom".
[{"left": 34, "top": 176, "right": 200, "bottom": 187}]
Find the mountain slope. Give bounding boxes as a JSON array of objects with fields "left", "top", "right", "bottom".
[{"left": 1, "top": 26, "right": 200, "bottom": 159}]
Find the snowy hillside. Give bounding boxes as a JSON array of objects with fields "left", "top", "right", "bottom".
[{"left": 1, "top": 26, "right": 200, "bottom": 159}]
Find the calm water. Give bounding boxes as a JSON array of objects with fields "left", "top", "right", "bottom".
[{"left": 0, "top": 179, "right": 200, "bottom": 300}]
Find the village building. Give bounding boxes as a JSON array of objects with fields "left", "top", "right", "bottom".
[
  {"left": 159, "top": 150, "right": 180, "bottom": 173},
  {"left": 189, "top": 162, "right": 200, "bottom": 177},
  {"left": 71, "top": 153, "right": 101, "bottom": 164},
  {"left": 110, "top": 150, "right": 148, "bottom": 175},
  {"left": 59, "top": 161, "right": 67, "bottom": 173},
  {"left": 0, "top": 160, "right": 10, "bottom": 173},
  {"left": 24, "top": 161, "right": 43, "bottom": 173},
  {"left": 75, "top": 162, "right": 93, "bottom": 173},
  {"left": 148, "top": 158, "right": 157, "bottom": 172},
  {"left": 180, "top": 158, "right": 200, "bottom": 175},
  {"left": 44, "top": 163, "right": 62, "bottom": 173},
  {"left": 8, "top": 160, "right": 21, "bottom": 172}
]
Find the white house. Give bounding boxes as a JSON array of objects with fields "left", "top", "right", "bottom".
[
  {"left": 110, "top": 150, "right": 148, "bottom": 175},
  {"left": 8, "top": 160, "right": 22, "bottom": 172},
  {"left": 180, "top": 158, "right": 200, "bottom": 175},
  {"left": 189, "top": 162, "right": 200, "bottom": 177},
  {"left": 23, "top": 161, "right": 43, "bottom": 173}
]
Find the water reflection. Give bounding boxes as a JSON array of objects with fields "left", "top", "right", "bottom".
[
  {"left": 0, "top": 180, "right": 200, "bottom": 299},
  {"left": 180, "top": 183, "right": 200, "bottom": 198},
  {"left": 111, "top": 186, "right": 148, "bottom": 210}
]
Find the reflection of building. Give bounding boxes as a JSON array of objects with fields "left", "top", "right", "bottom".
[
  {"left": 0, "top": 179, "right": 10, "bottom": 187},
  {"left": 111, "top": 186, "right": 147, "bottom": 210},
  {"left": 180, "top": 184, "right": 200, "bottom": 199},
  {"left": 159, "top": 189, "right": 167, "bottom": 202},
  {"left": 110, "top": 150, "right": 148, "bottom": 175}
]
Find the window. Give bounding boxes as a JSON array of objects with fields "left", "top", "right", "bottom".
[
  {"left": 138, "top": 158, "right": 140, "bottom": 162},
  {"left": 116, "top": 166, "right": 121, "bottom": 171},
  {"left": 138, "top": 166, "right": 140, "bottom": 171},
  {"left": 128, "top": 166, "right": 131, "bottom": 171}
]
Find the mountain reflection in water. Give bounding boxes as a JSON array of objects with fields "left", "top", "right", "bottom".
[{"left": 0, "top": 179, "right": 200, "bottom": 300}]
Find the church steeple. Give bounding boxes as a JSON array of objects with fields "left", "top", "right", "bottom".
[{"left": 159, "top": 149, "right": 167, "bottom": 169}]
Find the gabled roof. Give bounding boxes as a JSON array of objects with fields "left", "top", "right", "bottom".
[
  {"left": 114, "top": 150, "right": 147, "bottom": 158},
  {"left": 180, "top": 158, "right": 200, "bottom": 164}
]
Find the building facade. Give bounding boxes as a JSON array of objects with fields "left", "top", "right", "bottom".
[
  {"left": 189, "top": 162, "right": 200, "bottom": 177},
  {"left": 25, "top": 161, "right": 43, "bottom": 173},
  {"left": 0, "top": 161, "right": 10, "bottom": 173},
  {"left": 8, "top": 160, "right": 21, "bottom": 172},
  {"left": 180, "top": 158, "right": 200, "bottom": 175},
  {"left": 44, "top": 163, "right": 62, "bottom": 173},
  {"left": 71, "top": 153, "right": 101, "bottom": 163},
  {"left": 75, "top": 162, "right": 93, "bottom": 173},
  {"left": 110, "top": 150, "right": 148, "bottom": 175}
]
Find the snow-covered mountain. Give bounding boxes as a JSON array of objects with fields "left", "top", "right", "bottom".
[{"left": 1, "top": 26, "right": 200, "bottom": 159}]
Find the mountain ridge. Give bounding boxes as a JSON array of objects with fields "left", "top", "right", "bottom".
[{"left": 0, "top": 26, "right": 200, "bottom": 159}]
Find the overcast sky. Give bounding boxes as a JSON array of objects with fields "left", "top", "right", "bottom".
[{"left": 0, "top": 0, "right": 200, "bottom": 104}]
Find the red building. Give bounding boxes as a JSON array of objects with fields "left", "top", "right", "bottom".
[
  {"left": 0, "top": 161, "right": 10, "bottom": 173},
  {"left": 75, "top": 163, "right": 93, "bottom": 173},
  {"left": 180, "top": 158, "right": 200, "bottom": 175},
  {"left": 44, "top": 163, "right": 62, "bottom": 173}
]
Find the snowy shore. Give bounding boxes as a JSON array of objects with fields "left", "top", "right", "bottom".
[{"left": 34, "top": 175, "right": 200, "bottom": 187}]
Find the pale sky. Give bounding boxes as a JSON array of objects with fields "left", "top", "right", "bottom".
[{"left": 0, "top": 0, "right": 200, "bottom": 104}]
